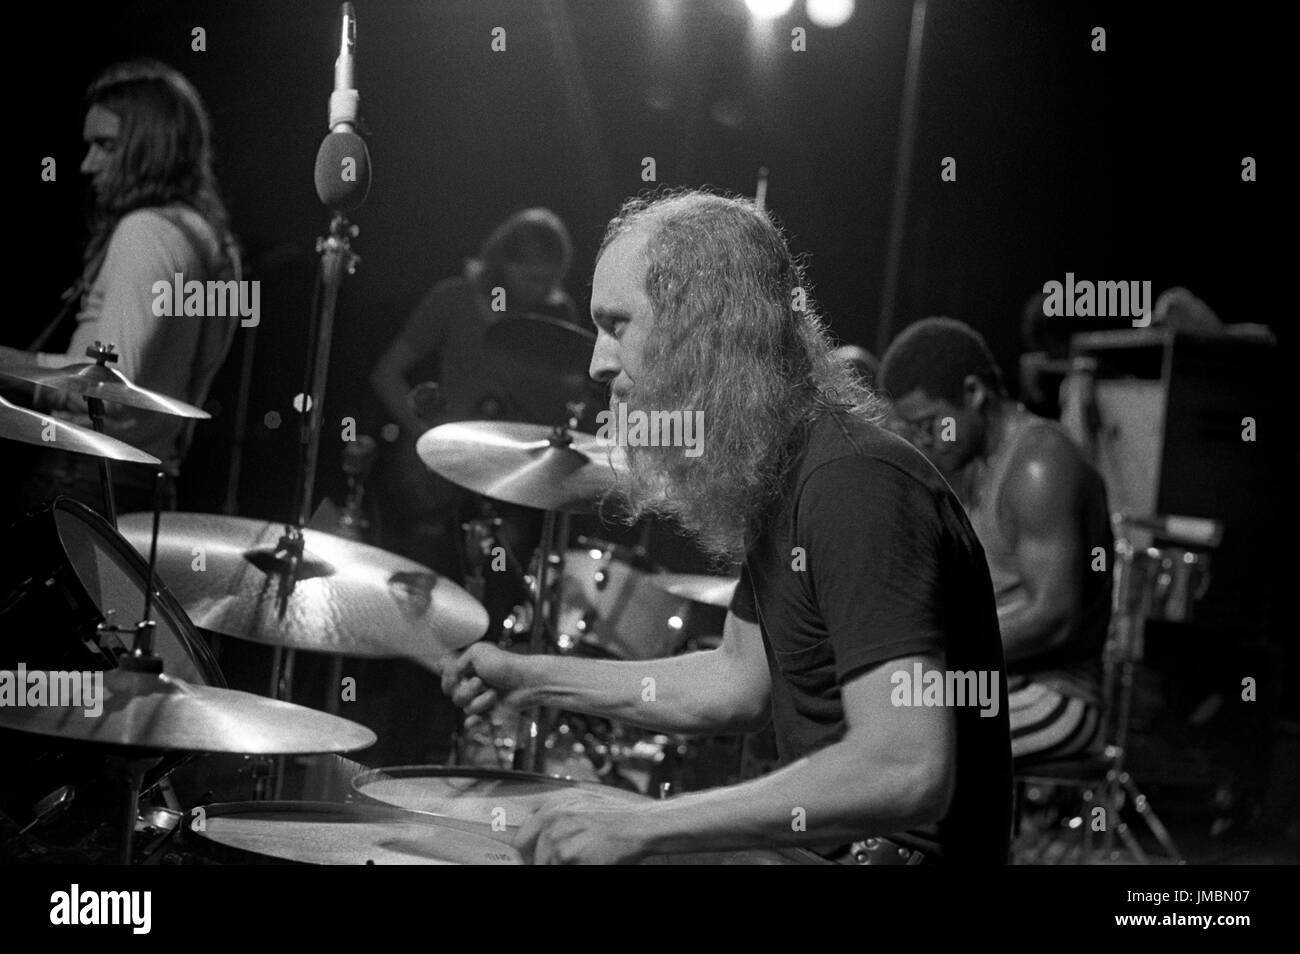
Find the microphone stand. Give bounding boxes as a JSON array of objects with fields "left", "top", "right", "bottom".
[{"left": 258, "top": 214, "right": 359, "bottom": 800}]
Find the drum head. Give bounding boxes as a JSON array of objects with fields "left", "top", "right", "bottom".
[
  {"left": 188, "top": 801, "right": 521, "bottom": 865},
  {"left": 52, "top": 499, "right": 220, "bottom": 684},
  {"left": 352, "top": 766, "right": 646, "bottom": 829}
]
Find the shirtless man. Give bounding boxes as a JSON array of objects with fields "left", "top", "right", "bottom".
[{"left": 881, "top": 317, "right": 1113, "bottom": 763}]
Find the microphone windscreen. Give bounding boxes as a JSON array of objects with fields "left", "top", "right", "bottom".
[{"left": 315, "top": 131, "right": 371, "bottom": 212}]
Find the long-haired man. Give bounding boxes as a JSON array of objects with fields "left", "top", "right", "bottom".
[
  {"left": 2, "top": 59, "right": 239, "bottom": 515},
  {"left": 443, "top": 191, "right": 1012, "bottom": 864}
]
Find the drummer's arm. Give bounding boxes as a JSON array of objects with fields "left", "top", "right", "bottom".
[
  {"left": 369, "top": 338, "right": 428, "bottom": 438},
  {"left": 370, "top": 286, "right": 449, "bottom": 438},
  {"left": 493, "top": 610, "right": 771, "bottom": 735},
  {"left": 628, "top": 653, "right": 955, "bottom": 854}
]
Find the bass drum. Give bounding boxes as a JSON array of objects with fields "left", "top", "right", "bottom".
[
  {"left": 0, "top": 497, "right": 223, "bottom": 844},
  {"left": 351, "top": 765, "right": 829, "bottom": 864}
]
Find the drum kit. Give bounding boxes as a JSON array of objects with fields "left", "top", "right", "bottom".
[{"left": 0, "top": 316, "right": 760, "bottom": 866}]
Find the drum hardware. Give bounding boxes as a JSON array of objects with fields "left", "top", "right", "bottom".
[
  {"left": 17, "top": 786, "right": 75, "bottom": 836},
  {"left": 1015, "top": 512, "right": 1223, "bottom": 864},
  {"left": 1095, "top": 515, "right": 1220, "bottom": 862}
]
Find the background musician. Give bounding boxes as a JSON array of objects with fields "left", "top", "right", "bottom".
[
  {"left": 1, "top": 59, "right": 239, "bottom": 519},
  {"left": 880, "top": 317, "right": 1113, "bottom": 764}
]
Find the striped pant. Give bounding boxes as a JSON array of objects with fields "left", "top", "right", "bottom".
[{"left": 1009, "top": 678, "right": 1102, "bottom": 764}]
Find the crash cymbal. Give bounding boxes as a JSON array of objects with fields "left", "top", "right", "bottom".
[
  {"left": 0, "top": 667, "right": 376, "bottom": 754},
  {"left": 0, "top": 395, "right": 161, "bottom": 465},
  {"left": 416, "top": 421, "right": 624, "bottom": 514},
  {"left": 116, "top": 512, "right": 488, "bottom": 664},
  {"left": 649, "top": 574, "right": 738, "bottom": 609},
  {"left": 0, "top": 360, "right": 210, "bottom": 419}
]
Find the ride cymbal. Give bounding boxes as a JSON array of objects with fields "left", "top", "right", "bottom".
[{"left": 116, "top": 512, "right": 488, "bottom": 665}]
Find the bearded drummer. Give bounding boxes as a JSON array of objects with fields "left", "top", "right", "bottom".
[{"left": 443, "top": 191, "right": 1012, "bottom": 865}]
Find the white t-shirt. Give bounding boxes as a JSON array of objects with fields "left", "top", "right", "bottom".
[{"left": 35, "top": 205, "right": 235, "bottom": 475}]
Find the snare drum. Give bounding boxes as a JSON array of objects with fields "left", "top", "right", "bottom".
[
  {"left": 0, "top": 497, "right": 223, "bottom": 837},
  {"left": 351, "top": 765, "right": 646, "bottom": 836},
  {"left": 179, "top": 801, "right": 521, "bottom": 865},
  {"left": 352, "top": 766, "right": 826, "bottom": 864}
]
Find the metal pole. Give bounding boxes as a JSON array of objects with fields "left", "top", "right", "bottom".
[{"left": 875, "top": 0, "right": 929, "bottom": 358}]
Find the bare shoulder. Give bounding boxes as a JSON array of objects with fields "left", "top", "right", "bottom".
[{"left": 1001, "top": 420, "right": 1089, "bottom": 525}]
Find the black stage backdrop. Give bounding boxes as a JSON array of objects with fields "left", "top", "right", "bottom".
[{"left": 8, "top": 0, "right": 1281, "bottom": 523}]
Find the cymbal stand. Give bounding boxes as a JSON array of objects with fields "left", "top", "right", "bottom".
[
  {"left": 97, "top": 470, "right": 167, "bottom": 863},
  {"left": 254, "top": 214, "right": 359, "bottom": 801},
  {"left": 513, "top": 427, "right": 576, "bottom": 774},
  {"left": 82, "top": 343, "right": 121, "bottom": 528}
]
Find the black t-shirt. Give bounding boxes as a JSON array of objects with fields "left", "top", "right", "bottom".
[{"left": 730, "top": 409, "right": 1012, "bottom": 863}]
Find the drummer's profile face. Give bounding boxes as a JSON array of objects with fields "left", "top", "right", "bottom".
[{"left": 589, "top": 229, "right": 654, "bottom": 404}]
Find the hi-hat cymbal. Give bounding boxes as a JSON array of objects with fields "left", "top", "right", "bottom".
[
  {"left": 0, "top": 360, "right": 210, "bottom": 419},
  {"left": 116, "top": 513, "right": 488, "bottom": 664},
  {"left": 649, "top": 574, "right": 738, "bottom": 609},
  {"left": 0, "top": 395, "right": 161, "bottom": 464},
  {"left": 0, "top": 667, "right": 376, "bottom": 754},
  {"left": 417, "top": 421, "right": 624, "bottom": 514}
]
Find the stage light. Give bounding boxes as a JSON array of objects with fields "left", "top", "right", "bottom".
[
  {"left": 745, "top": 0, "right": 797, "bottom": 20},
  {"left": 807, "top": 0, "right": 855, "bottom": 29}
]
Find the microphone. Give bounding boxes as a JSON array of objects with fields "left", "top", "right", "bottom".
[{"left": 315, "top": 2, "right": 371, "bottom": 212}]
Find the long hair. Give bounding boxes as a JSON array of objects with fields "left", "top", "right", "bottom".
[
  {"left": 81, "top": 60, "right": 230, "bottom": 279},
  {"left": 468, "top": 207, "right": 573, "bottom": 296},
  {"left": 600, "top": 189, "right": 886, "bottom": 564}
]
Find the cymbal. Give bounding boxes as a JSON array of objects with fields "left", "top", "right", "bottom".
[
  {"left": 416, "top": 421, "right": 624, "bottom": 514},
  {"left": 649, "top": 574, "right": 738, "bottom": 609},
  {"left": 0, "top": 395, "right": 161, "bottom": 465},
  {"left": 0, "top": 667, "right": 376, "bottom": 754},
  {"left": 116, "top": 513, "right": 488, "bottom": 664},
  {"left": 0, "top": 360, "right": 210, "bottom": 419},
  {"left": 485, "top": 313, "right": 603, "bottom": 428}
]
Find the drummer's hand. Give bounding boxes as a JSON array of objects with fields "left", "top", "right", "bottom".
[
  {"left": 515, "top": 799, "right": 650, "bottom": 865},
  {"left": 440, "top": 641, "right": 526, "bottom": 725}
]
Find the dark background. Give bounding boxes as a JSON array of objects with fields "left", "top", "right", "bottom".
[
  {"left": 4, "top": 0, "right": 1293, "bottom": 840},
  {"left": 9, "top": 0, "right": 1279, "bottom": 520}
]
